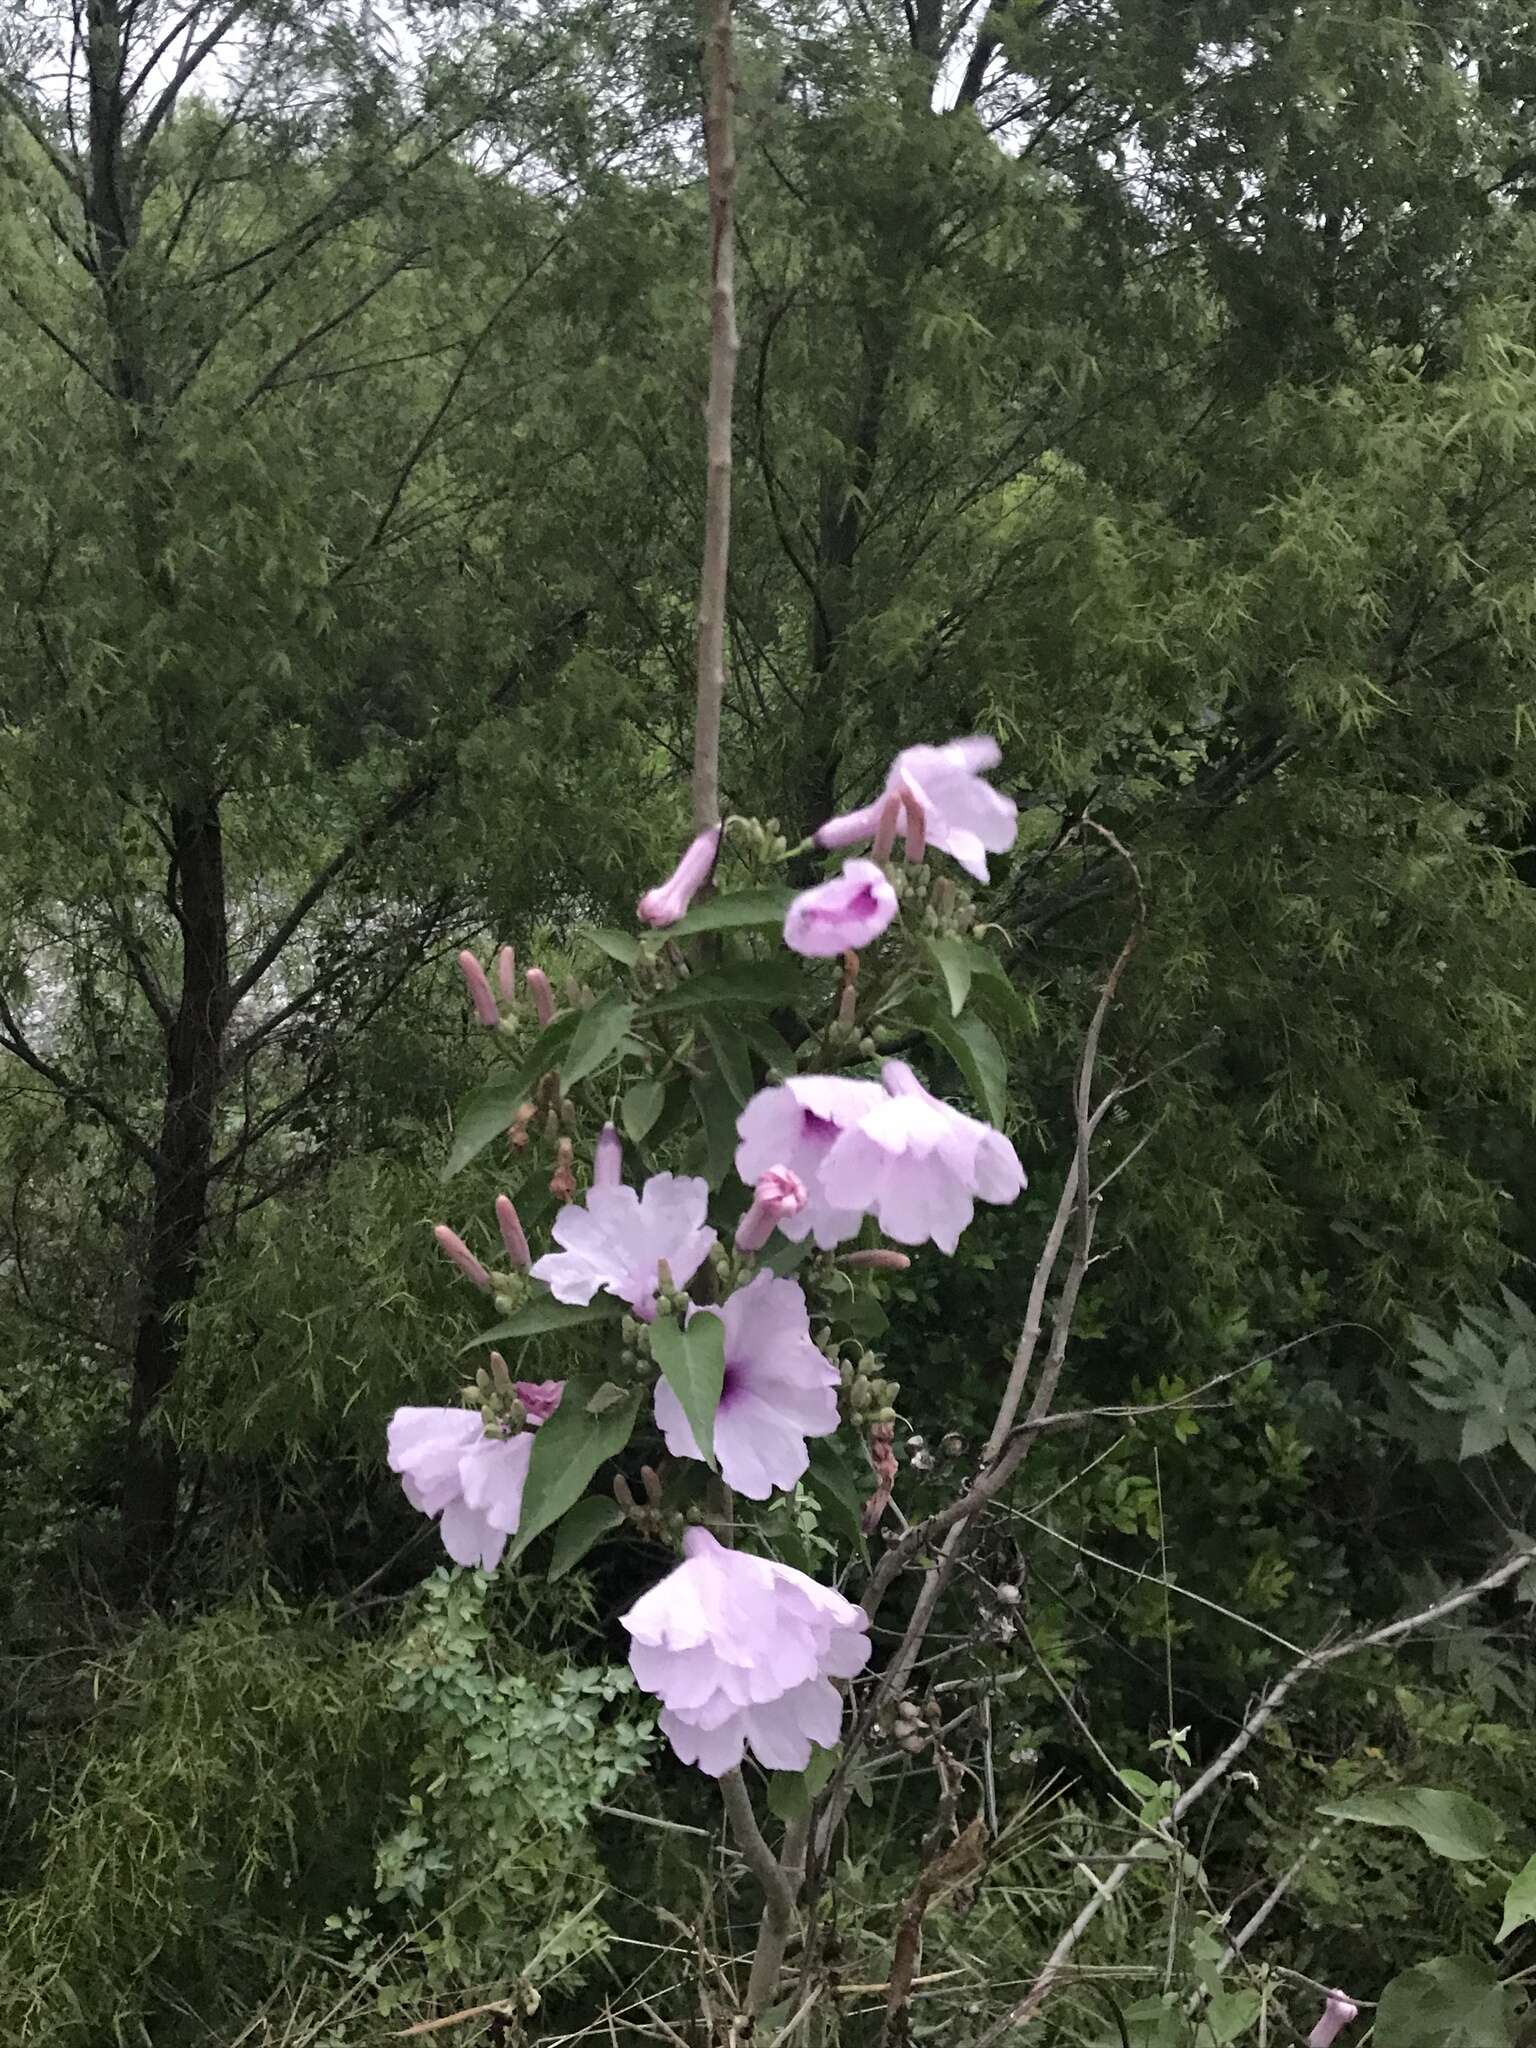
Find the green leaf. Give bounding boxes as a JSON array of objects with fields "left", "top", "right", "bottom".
[
  {"left": 509, "top": 1375, "right": 641, "bottom": 1561},
  {"left": 621, "top": 1078, "right": 666, "bottom": 1143},
  {"left": 702, "top": 1012, "right": 754, "bottom": 1105},
  {"left": 649, "top": 1312, "right": 726, "bottom": 1467},
  {"left": 644, "top": 959, "right": 805, "bottom": 1017},
  {"left": 458, "top": 1296, "right": 623, "bottom": 1354},
  {"left": 691, "top": 1068, "right": 739, "bottom": 1186},
  {"left": 665, "top": 886, "right": 796, "bottom": 937},
  {"left": 561, "top": 993, "right": 636, "bottom": 1093},
  {"left": 926, "top": 935, "right": 974, "bottom": 1016},
  {"left": 1461, "top": 1411, "right": 1506, "bottom": 1461},
  {"left": 1203, "top": 1988, "right": 1262, "bottom": 2043},
  {"left": 805, "top": 1436, "right": 868, "bottom": 1556},
  {"left": 763, "top": 1235, "right": 812, "bottom": 1277},
  {"left": 767, "top": 1743, "right": 839, "bottom": 1822},
  {"left": 1376, "top": 1955, "right": 1523, "bottom": 2047},
  {"left": 583, "top": 927, "right": 642, "bottom": 966},
  {"left": 1499, "top": 1852, "right": 1536, "bottom": 1942},
  {"left": 1116, "top": 1768, "right": 1161, "bottom": 1802},
  {"left": 734, "top": 1012, "right": 798, "bottom": 1074},
  {"left": 1319, "top": 1787, "right": 1504, "bottom": 1862},
  {"left": 548, "top": 1496, "right": 625, "bottom": 1580},
  {"left": 835, "top": 1289, "right": 888, "bottom": 1341},
  {"left": 910, "top": 991, "right": 1009, "bottom": 1126},
  {"left": 443, "top": 1012, "right": 581, "bottom": 1177},
  {"left": 964, "top": 942, "right": 1030, "bottom": 1028}
]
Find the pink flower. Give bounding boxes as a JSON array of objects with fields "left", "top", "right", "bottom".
[
  {"left": 433, "top": 1223, "right": 490, "bottom": 1291},
  {"left": 457, "top": 950, "right": 499, "bottom": 1028},
  {"left": 529, "top": 1172, "right": 716, "bottom": 1320},
  {"left": 654, "top": 1272, "right": 838, "bottom": 1498},
  {"left": 816, "top": 1059, "right": 1025, "bottom": 1254},
  {"left": 734, "top": 1166, "right": 808, "bottom": 1252},
  {"left": 784, "top": 859, "right": 899, "bottom": 959},
  {"left": 514, "top": 1377, "right": 564, "bottom": 1425},
  {"left": 594, "top": 1122, "right": 623, "bottom": 1189},
  {"left": 622, "top": 1527, "right": 871, "bottom": 1775},
  {"left": 816, "top": 736, "right": 1017, "bottom": 882},
  {"left": 638, "top": 825, "right": 721, "bottom": 927},
  {"left": 387, "top": 1407, "right": 535, "bottom": 1571},
  {"left": 735, "top": 1075, "right": 887, "bottom": 1249},
  {"left": 1308, "top": 1993, "right": 1360, "bottom": 2048},
  {"left": 495, "top": 1195, "right": 530, "bottom": 1269}
]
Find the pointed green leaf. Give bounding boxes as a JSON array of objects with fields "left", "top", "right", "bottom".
[
  {"left": 665, "top": 886, "right": 796, "bottom": 937},
  {"left": 805, "top": 1436, "right": 868, "bottom": 1557},
  {"left": 702, "top": 1012, "right": 754, "bottom": 1105},
  {"left": 926, "top": 935, "right": 974, "bottom": 1017},
  {"left": 1376, "top": 1955, "right": 1523, "bottom": 2046},
  {"left": 583, "top": 927, "right": 642, "bottom": 966},
  {"left": 1204, "top": 1989, "right": 1263, "bottom": 2044},
  {"left": 643, "top": 959, "right": 805, "bottom": 1017},
  {"left": 622, "top": 1078, "right": 666, "bottom": 1143},
  {"left": 561, "top": 993, "right": 635, "bottom": 1093},
  {"left": 1319, "top": 1787, "right": 1503, "bottom": 1862},
  {"left": 909, "top": 991, "right": 1009, "bottom": 1126},
  {"left": 691, "top": 1068, "right": 739, "bottom": 1187},
  {"left": 443, "top": 1012, "right": 580, "bottom": 1178},
  {"left": 1499, "top": 1852, "right": 1536, "bottom": 1942},
  {"left": 509, "top": 1375, "right": 641, "bottom": 1560},
  {"left": 457, "top": 1296, "right": 623, "bottom": 1354},
  {"left": 734, "top": 1012, "right": 798, "bottom": 1074},
  {"left": 649, "top": 1312, "right": 725, "bottom": 1467},
  {"left": 548, "top": 1496, "right": 625, "bottom": 1580},
  {"left": 766, "top": 1742, "right": 839, "bottom": 1822}
]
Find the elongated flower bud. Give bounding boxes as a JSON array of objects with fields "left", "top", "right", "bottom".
[
  {"left": 496, "top": 944, "right": 517, "bottom": 1006},
  {"left": 735, "top": 1166, "right": 808, "bottom": 1252},
  {"left": 838, "top": 1248, "right": 912, "bottom": 1272},
  {"left": 457, "top": 950, "right": 498, "bottom": 1029},
  {"left": 433, "top": 1223, "right": 490, "bottom": 1290},
  {"left": 871, "top": 791, "right": 902, "bottom": 865},
  {"left": 1308, "top": 1993, "right": 1359, "bottom": 2048},
  {"left": 594, "top": 1122, "right": 623, "bottom": 1189},
  {"left": 525, "top": 967, "right": 556, "bottom": 1028},
  {"left": 550, "top": 1137, "right": 576, "bottom": 1202},
  {"left": 507, "top": 1102, "right": 535, "bottom": 1152},
  {"left": 637, "top": 825, "right": 722, "bottom": 927},
  {"left": 495, "top": 1195, "right": 530, "bottom": 1269},
  {"left": 902, "top": 788, "right": 928, "bottom": 865}
]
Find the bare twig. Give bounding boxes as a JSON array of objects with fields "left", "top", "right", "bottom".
[{"left": 692, "top": 0, "right": 737, "bottom": 831}]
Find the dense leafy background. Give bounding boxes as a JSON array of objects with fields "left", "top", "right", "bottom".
[{"left": 7, "top": 1, "right": 1536, "bottom": 2041}]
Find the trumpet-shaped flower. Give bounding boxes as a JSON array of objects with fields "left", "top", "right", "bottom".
[
  {"left": 622, "top": 1528, "right": 871, "bottom": 1775},
  {"left": 816, "top": 1059, "right": 1025, "bottom": 1254},
  {"left": 816, "top": 735, "right": 1017, "bottom": 882},
  {"left": 654, "top": 1272, "right": 838, "bottom": 1498},
  {"left": 530, "top": 1173, "right": 716, "bottom": 1320},
  {"left": 735, "top": 1074, "right": 886, "bottom": 1249},
  {"left": 784, "top": 858, "right": 898, "bottom": 957}
]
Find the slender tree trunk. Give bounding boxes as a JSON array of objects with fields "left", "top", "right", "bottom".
[{"left": 123, "top": 797, "right": 230, "bottom": 1569}]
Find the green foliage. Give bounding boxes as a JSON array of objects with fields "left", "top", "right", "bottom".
[
  {"left": 1376, "top": 1956, "right": 1526, "bottom": 2048},
  {"left": 1409, "top": 1291, "right": 1536, "bottom": 1469}
]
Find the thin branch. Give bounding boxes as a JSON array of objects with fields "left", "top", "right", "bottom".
[
  {"left": 974, "top": 1546, "right": 1536, "bottom": 2040},
  {"left": 0, "top": 990, "right": 158, "bottom": 1169},
  {"left": 692, "top": 0, "right": 737, "bottom": 832}
]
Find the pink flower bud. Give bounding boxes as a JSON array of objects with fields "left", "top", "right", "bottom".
[
  {"left": 550, "top": 1137, "right": 576, "bottom": 1202},
  {"left": 871, "top": 791, "right": 902, "bottom": 865},
  {"left": 594, "top": 1122, "right": 623, "bottom": 1189},
  {"left": 1308, "top": 1993, "right": 1359, "bottom": 2048},
  {"left": 862, "top": 1420, "right": 898, "bottom": 1534},
  {"left": 514, "top": 1378, "right": 564, "bottom": 1427},
  {"left": 637, "top": 825, "right": 722, "bottom": 928},
  {"left": 838, "top": 1248, "right": 912, "bottom": 1272},
  {"left": 507, "top": 1102, "right": 535, "bottom": 1152},
  {"left": 433, "top": 1223, "right": 490, "bottom": 1290},
  {"left": 496, "top": 945, "right": 517, "bottom": 1006},
  {"left": 902, "top": 788, "right": 928, "bottom": 865},
  {"left": 734, "top": 1166, "right": 809, "bottom": 1252},
  {"left": 495, "top": 1195, "right": 530, "bottom": 1269},
  {"left": 525, "top": 967, "right": 556, "bottom": 1028},
  {"left": 457, "top": 950, "right": 499, "bottom": 1029}
]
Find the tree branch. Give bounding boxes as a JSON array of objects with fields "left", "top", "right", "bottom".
[
  {"left": 0, "top": 990, "right": 158, "bottom": 1168},
  {"left": 692, "top": 0, "right": 738, "bottom": 832}
]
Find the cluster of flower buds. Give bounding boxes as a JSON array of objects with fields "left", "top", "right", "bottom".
[
  {"left": 456, "top": 944, "right": 566, "bottom": 1035},
  {"left": 726, "top": 813, "right": 788, "bottom": 862},
  {"left": 836, "top": 1347, "right": 900, "bottom": 1427},
  {"left": 509, "top": 1068, "right": 580, "bottom": 1155},
  {"left": 883, "top": 1691, "right": 941, "bottom": 1756},
  {"left": 887, "top": 861, "right": 978, "bottom": 937},
  {"left": 618, "top": 1313, "right": 656, "bottom": 1379},
  {"left": 462, "top": 1349, "right": 530, "bottom": 1435},
  {"left": 613, "top": 1463, "right": 685, "bottom": 1544},
  {"left": 433, "top": 1195, "right": 533, "bottom": 1312}
]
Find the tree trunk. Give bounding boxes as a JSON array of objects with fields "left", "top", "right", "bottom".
[{"left": 122, "top": 797, "right": 230, "bottom": 1571}]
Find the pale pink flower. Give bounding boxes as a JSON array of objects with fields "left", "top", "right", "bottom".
[
  {"left": 654, "top": 1272, "right": 837, "bottom": 1498},
  {"left": 514, "top": 1378, "right": 564, "bottom": 1425},
  {"left": 525, "top": 967, "right": 556, "bottom": 1028},
  {"left": 816, "top": 1059, "right": 1024, "bottom": 1255},
  {"left": 735, "top": 1075, "right": 886, "bottom": 1249},
  {"left": 457, "top": 950, "right": 499, "bottom": 1028},
  {"left": 594, "top": 1122, "right": 623, "bottom": 1188},
  {"left": 622, "top": 1527, "right": 871, "bottom": 1775},
  {"left": 433, "top": 1223, "right": 490, "bottom": 1291},
  {"left": 387, "top": 1407, "right": 535, "bottom": 1571},
  {"left": 816, "top": 736, "right": 1017, "bottom": 882},
  {"left": 495, "top": 1196, "right": 530, "bottom": 1269},
  {"left": 638, "top": 825, "right": 721, "bottom": 927},
  {"left": 1307, "top": 1993, "right": 1359, "bottom": 2048},
  {"left": 734, "top": 1166, "right": 808, "bottom": 1252},
  {"left": 784, "top": 859, "right": 899, "bottom": 959},
  {"left": 530, "top": 1172, "right": 716, "bottom": 1320}
]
